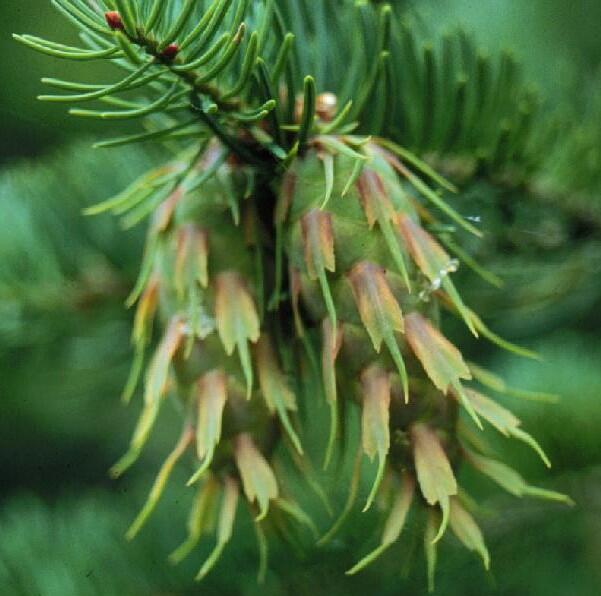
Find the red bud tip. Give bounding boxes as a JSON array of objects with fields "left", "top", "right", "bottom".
[
  {"left": 105, "top": 11, "right": 124, "bottom": 31},
  {"left": 161, "top": 44, "right": 180, "bottom": 61}
]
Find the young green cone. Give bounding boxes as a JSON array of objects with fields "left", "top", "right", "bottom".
[
  {"left": 278, "top": 134, "right": 570, "bottom": 584},
  {"left": 106, "top": 143, "right": 312, "bottom": 580}
]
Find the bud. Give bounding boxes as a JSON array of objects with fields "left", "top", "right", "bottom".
[
  {"left": 294, "top": 92, "right": 338, "bottom": 123},
  {"left": 316, "top": 92, "right": 338, "bottom": 122},
  {"left": 161, "top": 43, "right": 180, "bottom": 61},
  {"left": 105, "top": 11, "right": 124, "bottom": 31}
]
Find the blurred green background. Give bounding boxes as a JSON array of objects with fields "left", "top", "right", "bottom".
[{"left": 1, "top": 1, "right": 600, "bottom": 595}]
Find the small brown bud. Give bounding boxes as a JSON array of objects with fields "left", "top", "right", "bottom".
[
  {"left": 227, "top": 153, "right": 243, "bottom": 168},
  {"left": 294, "top": 91, "right": 338, "bottom": 124},
  {"left": 161, "top": 44, "right": 180, "bottom": 61},
  {"left": 316, "top": 92, "right": 338, "bottom": 122},
  {"left": 105, "top": 11, "right": 124, "bottom": 31}
]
